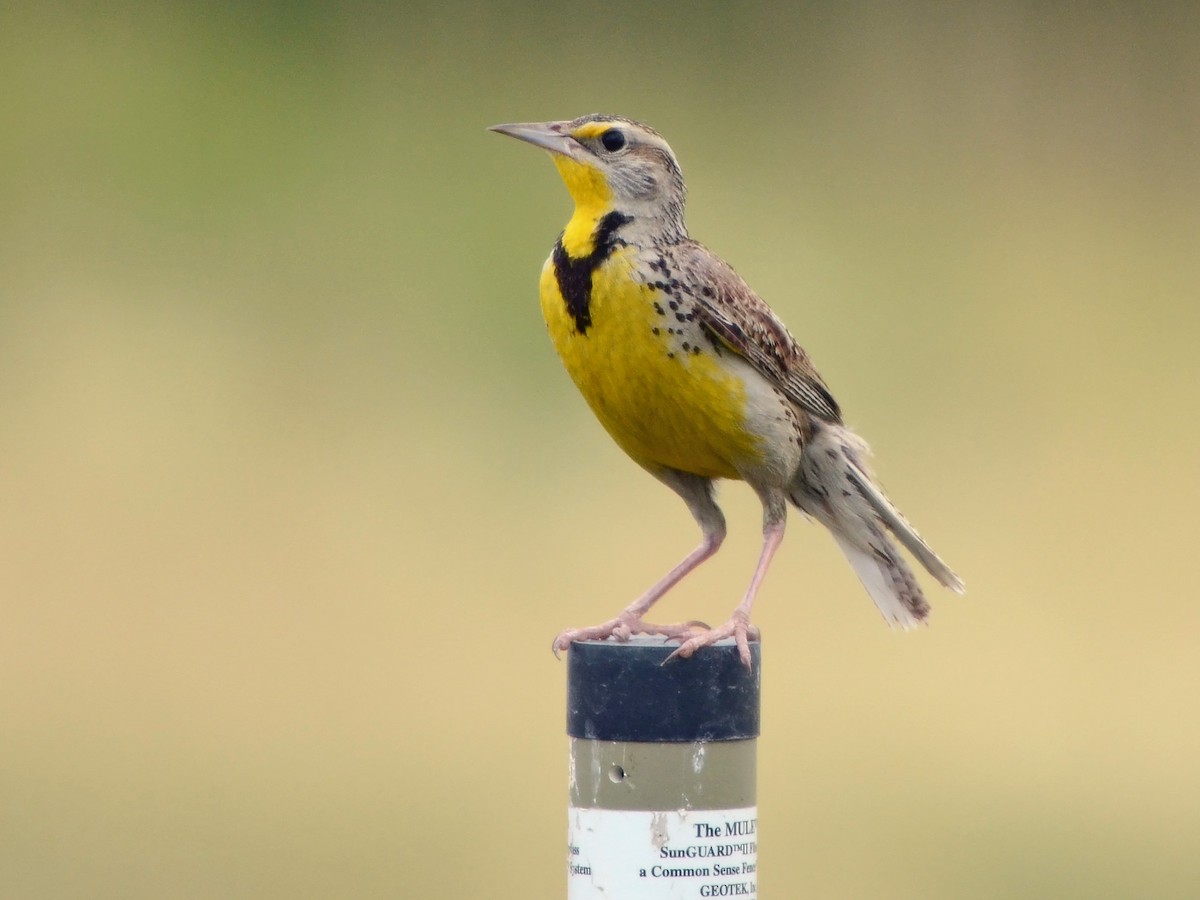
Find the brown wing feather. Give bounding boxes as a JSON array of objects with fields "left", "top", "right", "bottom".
[{"left": 672, "top": 240, "right": 843, "bottom": 424}]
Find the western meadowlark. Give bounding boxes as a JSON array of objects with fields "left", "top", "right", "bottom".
[{"left": 491, "top": 114, "right": 963, "bottom": 665}]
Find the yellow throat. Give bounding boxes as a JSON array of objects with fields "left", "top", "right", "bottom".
[{"left": 552, "top": 153, "right": 614, "bottom": 257}]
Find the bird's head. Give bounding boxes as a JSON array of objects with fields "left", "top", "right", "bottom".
[{"left": 490, "top": 114, "right": 687, "bottom": 244}]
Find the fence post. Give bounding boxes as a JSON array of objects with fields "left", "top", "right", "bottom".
[{"left": 566, "top": 636, "right": 761, "bottom": 898}]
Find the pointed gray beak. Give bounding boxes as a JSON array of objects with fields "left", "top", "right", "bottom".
[{"left": 489, "top": 120, "right": 581, "bottom": 159}]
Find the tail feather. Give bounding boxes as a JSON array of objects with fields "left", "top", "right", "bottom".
[
  {"left": 844, "top": 458, "right": 966, "bottom": 594},
  {"left": 830, "top": 529, "right": 930, "bottom": 629},
  {"left": 789, "top": 424, "right": 964, "bottom": 627}
]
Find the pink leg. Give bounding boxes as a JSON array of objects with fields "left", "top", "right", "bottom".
[
  {"left": 666, "top": 517, "right": 785, "bottom": 668},
  {"left": 551, "top": 529, "right": 724, "bottom": 656}
]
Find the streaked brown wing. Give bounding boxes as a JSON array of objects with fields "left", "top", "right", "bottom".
[{"left": 678, "top": 241, "right": 843, "bottom": 424}]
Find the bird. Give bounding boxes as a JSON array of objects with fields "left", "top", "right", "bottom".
[{"left": 489, "top": 114, "right": 963, "bottom": 666}]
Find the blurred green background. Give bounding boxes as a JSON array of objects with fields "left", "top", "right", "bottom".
[{"left": 3, "top": 2, "right": 1198, "bottom": 897}]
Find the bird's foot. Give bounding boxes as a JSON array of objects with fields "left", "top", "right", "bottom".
[
  {"left": 552, "top": 615, "right": 709, "bottom": 658},
  {"left": 664, "top": 610, "right": 760, "bottom": 669}
]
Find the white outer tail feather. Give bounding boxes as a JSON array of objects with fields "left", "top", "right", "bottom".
[{"left": 830, "top": 532, "right": 925, "bottom": 629}]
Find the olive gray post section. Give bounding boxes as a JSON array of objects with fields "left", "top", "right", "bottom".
[{"left": 566, "top": 637, "right": 761, "bottom": 899}]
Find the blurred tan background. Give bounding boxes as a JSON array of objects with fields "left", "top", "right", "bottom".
[{"left": 2, "top": 2, "right": 1198, "bottom": 897}]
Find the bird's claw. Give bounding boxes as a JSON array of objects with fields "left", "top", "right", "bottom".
[
  {"left": 551, "top": 616, "right": 709, "bottom": 659},
  {"left": 663, "top": 614, "right": 760, "bottom": 669}
]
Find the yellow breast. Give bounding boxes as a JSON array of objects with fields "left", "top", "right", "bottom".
[{"left": 539, "top": 247, "right": 761, "bottom": 480}]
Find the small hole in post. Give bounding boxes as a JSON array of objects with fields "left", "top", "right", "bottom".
[{"left": 608, "top": 765, "right": 625, "bottom": 783}]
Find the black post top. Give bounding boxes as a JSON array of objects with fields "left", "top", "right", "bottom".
[{"left": 566, "top": 637, "right": 761, "bottom": 742}]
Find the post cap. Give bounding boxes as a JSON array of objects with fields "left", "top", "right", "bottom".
[{"left": 566, "top": 637, "right": 761, "bottom": 742}]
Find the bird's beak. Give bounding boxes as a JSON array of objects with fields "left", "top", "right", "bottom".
[{"left": 489, "top": 120, "right": 581, "bottom": 160}]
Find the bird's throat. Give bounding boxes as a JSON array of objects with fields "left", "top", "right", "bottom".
[{"left": 553, "top": 156, "right": 617, "bottom": 257}]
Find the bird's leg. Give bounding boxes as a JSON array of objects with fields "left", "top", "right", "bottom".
[
  {"left": 666, "top": 492, "right": 786, "bottom": 668},
  {"left": 552, "top": 471, "right": 725, "bottom": 656},
  {"left": 551, "top": 532, "right": 722, "bottom": 654}
]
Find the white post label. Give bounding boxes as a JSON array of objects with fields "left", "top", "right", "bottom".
[{"left": 568, "top": 807, "right": 757, "bottom": 898}]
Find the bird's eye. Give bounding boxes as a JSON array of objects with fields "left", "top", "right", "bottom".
[{"left": 600, "top": 128, "right": 626, "bottom": 152}]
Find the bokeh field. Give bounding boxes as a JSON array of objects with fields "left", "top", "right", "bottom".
[{"left": 2, "top": 3, "right": 1198, "bottom": 897}]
